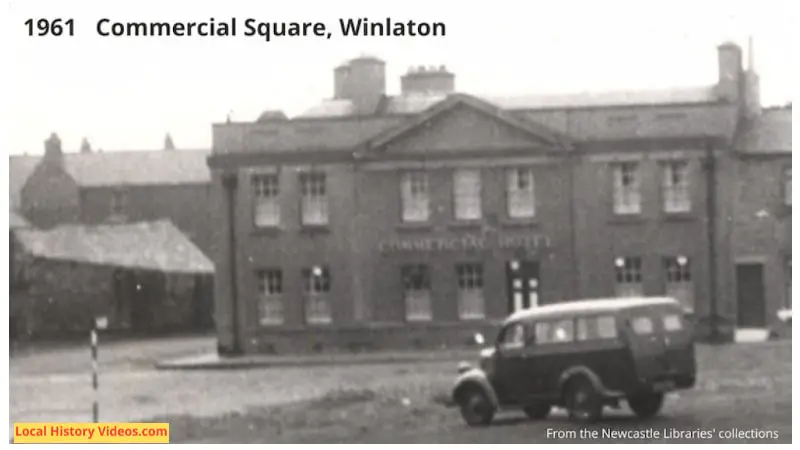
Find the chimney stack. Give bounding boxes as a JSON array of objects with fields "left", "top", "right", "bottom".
[
  {"left": 44, "top": 133, "right": 63, "bottom": 162},
  {"left": 743, "top": 36, "right": 761, "bottom": 119},
  {"left": 715, "top": 41, "right": 743, "bottom": 103},
  {"left": 80, "top": 137, "right": 92, "bottom": 154},
  {"left": 164, "top": 133, "right": 176, "bottom": 151},
  {"left": 401, "top": 65, "right": 455, "bottom": 95},
  {"left": 332, "top": 56, "right": 386, "bottom": 115}
]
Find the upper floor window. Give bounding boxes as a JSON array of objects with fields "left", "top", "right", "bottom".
[
  {"left": 662, "top": 161, "right": 691, "bottom": 213},
  {"left": 615, "top": 256, "right": 643, "bottom": 297},
  {"left": 252, "top": 173, "right": 280, "bottom": 227},
  {"left": 256, "top": 269, "right": 283, "bottom": 325},
  {"left": 300, "top": 172, "right": 328, "bottom": 226},
  {"left": 401, "top": 171, "right": 430, "bottom": 223},
  {"left": 402, "top": 264, "right": 432, "bottom": 322},
  {"left": 506, "top": 167, "right": 536, "bottom": 219},
  {"left": 784, "top": 167, "right": 791, "bottom": 206},
  {"left": 612, "top": 162, "right": 641, "bottom": 215},
  {"left": 453, "top": 169, "right": 482, "bottom": 220},
  {"left": 302, "top": 266, "right": 331, "bottom": 324}
]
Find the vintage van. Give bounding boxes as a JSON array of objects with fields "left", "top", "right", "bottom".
[{"left": 452, "top": 297, "right": 696, "bottom": 425}]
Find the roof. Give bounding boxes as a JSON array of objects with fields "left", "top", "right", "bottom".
[
  {"left": 10, "top": 149, "right": 211, "bottom": 209},
  {"left": 13, "top": 220, "right": 213, "bottom": 274},
  {"left": 505, "top": 297, "right": 681, "bottom": 324},
  {"left": 213, "top": 116, "right": 407, "bottom": 153},
  {"left": 366, "top": 94, "right": 571, "bottom": 151},
  {"left": 487, "top": 86, "right": 718, "bottom": 110},
  {"left": 737, "top": 107, "right": 792, "bottom": 154},
  {"left": 10, "top": 210, "right": 30, "bottom": 229},
  {"left": 296, "top": 86, "right": 718, "bottom": 119}
]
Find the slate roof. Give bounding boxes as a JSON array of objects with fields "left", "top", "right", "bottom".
[
  {"left": 10, "top": 149, "right": 211, "bottom": 210},
  {"left": 296, "top": 86, "right": 719, "bottom": 119},
  {"left": 13, "top": 219, "right": 214, "bottom": 274},
  {"left": 737, "top": 107, "right": 792, "bottom": 154},
  {"left": 213, "top": 117, "right": 406, "bottom": 153}
]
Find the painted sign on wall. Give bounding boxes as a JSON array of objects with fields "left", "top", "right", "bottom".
[{"left": 378, "top": 234, "right": 551, "bottom": 253}]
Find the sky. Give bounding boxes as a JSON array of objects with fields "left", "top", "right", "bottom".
[{"left": 6, "top": 0, "right": 794, "bottom": 154}]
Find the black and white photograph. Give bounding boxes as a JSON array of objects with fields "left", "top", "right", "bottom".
[{"left": 6, "top": 0, "right": 793, "bottom": 445}]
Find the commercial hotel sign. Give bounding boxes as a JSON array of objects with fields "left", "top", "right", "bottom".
[{"left": 378, "top": 233, "right": 552, "bottom": 253}]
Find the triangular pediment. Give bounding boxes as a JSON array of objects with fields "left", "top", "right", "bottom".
[{"left": 366, "top": 94, "right": 570, "bottom": 155}]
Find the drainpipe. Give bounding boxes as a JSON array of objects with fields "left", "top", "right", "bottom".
[
  {"left": 222, "top": 172, "right": 243, "bottom": 355},
  {"left": 567, "top": 150, "right": 580, "bottom": 299},
  {"left": 704, "top": 140, "right": 720, "bottom": 342}
]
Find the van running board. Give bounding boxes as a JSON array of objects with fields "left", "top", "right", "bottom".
[{"left": 734, "top": 328, "right": 770, "bottom": 343}]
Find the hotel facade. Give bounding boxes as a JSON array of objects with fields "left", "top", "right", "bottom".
[{"left": 208, "top": 43, "right": 791, "bottom": 354}]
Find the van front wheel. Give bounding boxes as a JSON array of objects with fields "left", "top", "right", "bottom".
[
  {"left": 627, "top": 392, "right": 664, "bottom": 419},
  {"left": 458, "top": 388, "right": 495, "bottom": 427}
]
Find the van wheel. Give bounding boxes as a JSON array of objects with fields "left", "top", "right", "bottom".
[
  {"left": 627, "top": 392, "right": 664, "bottom": 419},
  {"left": 458, "top": 388, "right": 495, "bottom": 427},
  {"left": 566, "top": 378, "right": 603, "bottom": 423},
  {"left": 523, "top": 403, "right": 551, "bottom": 420}
]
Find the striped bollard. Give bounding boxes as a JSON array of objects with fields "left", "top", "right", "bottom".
[
  {"left": 90, "top": 316, "right": 107, "bottom": 423},
  {"left": 91, "top": 325, "right": 99, "bottom": 423}
]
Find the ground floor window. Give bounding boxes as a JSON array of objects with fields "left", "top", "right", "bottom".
[
  {"left": 615, "top": 257, "right": 643, "bottom": 297},
  {"left": 457, "top": 263, "right": 485, "bottom": 320},
  {"left": 664, "top": 256, "right": 694, "bottom": 313},
  {"left": 303, "top": 266, "right": 331, "bottom": 324},
  {"left": 402, "top": 264, "right": 432, "bottom": 322},
  {"left": 257, "top": 269, "right": 283, "bottom": 325}
]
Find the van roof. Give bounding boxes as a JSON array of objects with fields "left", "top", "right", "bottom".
[{"left": 504, "top": 297, "right": 680, "bottom": 324}]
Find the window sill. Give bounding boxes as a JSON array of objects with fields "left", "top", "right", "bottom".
[
  {"left": 396, "top": 222, "right": 434, "bottom": 232},
  {"left": 447, "top": 220, "right": 483, "bottom": 230},
  {"left": 300, "top": 224, "right": 331, "bottom": 234},
  {"left": 607, "top": 214, "right": 646, "bottom": 225},
  {"left": 661, "top": 212, "right": 697, "bottom": 222},
  {"left": 500, "top": 217, "right": 539, "bottom": 228},
  {"left": 251, "top": 226, "right": 283, "bottom": 236}
]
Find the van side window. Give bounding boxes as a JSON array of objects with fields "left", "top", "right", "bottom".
[
  {"left": 596, "top": 316, "right": 618, "bottom": 339},
  {"left": 536, "top": 319, "right": 574, "bottom": 344},
  {"left": 500, "top": 323, "right": 526, "bottom": 350},
  {"left": 663, "top": 314, "right": 683, "bottom": 331},
  {"left": 631, "top": 316, "right": 654, "bottom": 335},
  {"left": 576, "top": 316, "right": 618, "bottom": 341}
]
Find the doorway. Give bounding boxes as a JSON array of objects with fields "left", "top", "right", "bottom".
[
  {"left": 735, "top": 263, "right": 767, "bottom": 328},
  {"left": 506, "top": 260, "right": 540, "bottom": 313}
]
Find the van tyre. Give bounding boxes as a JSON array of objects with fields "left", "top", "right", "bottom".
[
  {"left": 458, "top": 388, "right": 495, "bottom": 427},
  {"left": 566, "top": 378, "right": 603, "bottom": 423},
  {"left": 627, "top": 392, "right": 664, "bottom": 419},
  {"left": 523, "top": 403, "right": 551, "bottom": 420}
]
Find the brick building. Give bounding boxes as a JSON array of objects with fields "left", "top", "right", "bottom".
[
  {"left": 10, "top": 137, "right": 218, "bottom": 337},
  {"left": 207, "top": 42, "right": 789, "bottom": 354}
]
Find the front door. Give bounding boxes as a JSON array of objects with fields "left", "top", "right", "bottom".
[
  {"left": 506, "top": 260, "right": 540, "bottom": 313},
  {"left": 736, "top": 263, "right": 767, "bottom": 327}
]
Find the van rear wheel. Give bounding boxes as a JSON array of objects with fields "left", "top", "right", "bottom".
[
  {"left": 566, "top": 378, "right": 603, "bottom": 423},
  {"left": 627, "top": 392, "right": 664, "bottom": 419}
]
